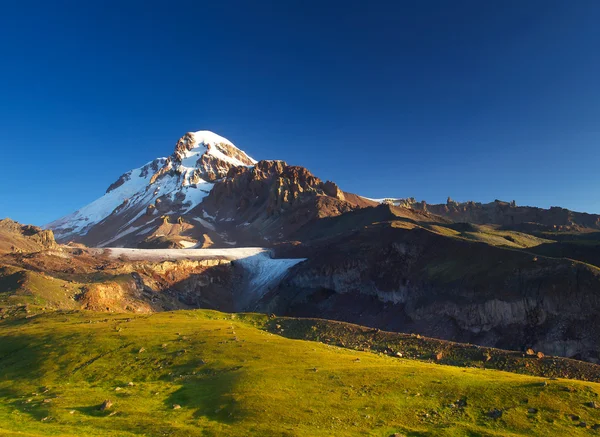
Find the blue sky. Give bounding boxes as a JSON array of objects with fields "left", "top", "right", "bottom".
[{"left": 2, "top": 0, "right": 600, "bottom": 225}]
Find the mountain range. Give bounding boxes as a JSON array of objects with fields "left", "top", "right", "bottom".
[{"left": 3, "top": 130, "right": 600, "bottom": 364}]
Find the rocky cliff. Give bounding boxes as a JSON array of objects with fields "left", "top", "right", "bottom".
[
  {"left": 0, "top": 218, "right": 58, "bottom": 254},
  {"left": 199, "top": 160, "right": 369, "bottom": 245},
  {"left": 262, "top": 213, "right": 600, "bottom": 363}
]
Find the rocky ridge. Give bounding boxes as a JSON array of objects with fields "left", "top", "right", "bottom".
[
  {"left": 0, "top": 218, "right": 58, "bottom": 254},
  {"left": 380, "top": 197, "right": 600, "bottom": 232}
]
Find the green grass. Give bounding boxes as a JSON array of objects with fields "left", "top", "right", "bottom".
[
  {"left": 451, "top": 226, "right": 553, "bottom": 249},
  {"left": 0, "top": 266, "right": 80, "bottom": 316},
  {"left": 1, "top": 310, "right": 600, "bottom": 436}
]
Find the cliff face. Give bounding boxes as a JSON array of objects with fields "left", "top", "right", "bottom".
[
  {"left": 199, "top": 160, "right": 363, "bottom": 245},
  {"left": 0, "top": 218, "right": 58, "bottom": 254},
  {"left": 262, "top": 223, "right": 600, "bottom": 363}
]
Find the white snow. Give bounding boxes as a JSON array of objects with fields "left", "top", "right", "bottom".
[
  {"left": 180, "top": 152, "right": 203, "bottom": 169},
  {"left": 202, "top": 210, "right": 216, "bottom": 220},
  {"left": 106, "top": 247, "right": 270, "bottom": 260},
  {"left": 235, "top": 252, "right": 305, "bottom": 309},
  {"left": 45, "top": 130, "right": 257, "bottom": 242},
  {"left": 191, "top": 130, "right": 236, "bottom": 148},
  {"left": 98, "top": 224, "right": 144, "bottom": 248},
  {"left": 105, "top": 247, "right": 305, "bottom": 309},
  {"left": 178, "top": 240, "right": 197, "bottom": 248},
  {"left": 184, "top": 130, "right": 257, "bottom": 166},
  {"left": 181, "top": 182, "right": 213, "bottom": 212},
  {"left": 360, "top": 196, "right": 412, "bottom": 206},
  {"left": 46, "top": 159, "right": 166, "bottom": 237},
  {"left": 192, "top": 217, "right": 216, "bottom": 231},
  {"left": 361, "top": 196, "right": 388, "bottom": 203}
]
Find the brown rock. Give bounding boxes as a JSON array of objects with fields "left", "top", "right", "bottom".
[
  {"left": 486, "top": 408, "right": 503, "bottom": 419},
  {"left": 99, "top": 400, "right": 113, "bottom": 411}
]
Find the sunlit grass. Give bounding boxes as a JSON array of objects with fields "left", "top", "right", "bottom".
[{"left": 1, "top": 310, "right": 599, "bottom": 436}]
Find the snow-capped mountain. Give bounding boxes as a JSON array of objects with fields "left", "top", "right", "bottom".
[
  {"left": 46, "top": 130, "right": 372, "bottom": 248},
  {"left": 47, "top": 131, "right": 256, "bottom": 246}
]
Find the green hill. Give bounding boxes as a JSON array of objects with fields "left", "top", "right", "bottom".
[{"left": 1, "top": 310, "right": 600, "bottom": 436}]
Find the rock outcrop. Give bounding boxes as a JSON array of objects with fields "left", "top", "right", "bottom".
[
  {"left": 0, "top": 218, "right": 58, "bottom": 254},
  {"left": 200, "top": 160, "right": 365, "bottom": 245},
  {"left": 402, "top": 199, "right": 600, "bottom": 231}
]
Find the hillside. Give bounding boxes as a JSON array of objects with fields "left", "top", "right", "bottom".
[
  {"left": 2, "top": 310, "right": 600, "bottom": 436},
  {"left": 7, "top": 209, "right": 600, "bottom": 364}
]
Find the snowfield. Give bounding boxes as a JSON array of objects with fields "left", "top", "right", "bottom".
[
  {"left": 106, "top": 247, "right": 305, "bottom": 310},
  {"left": 186, "top": 130, "right": 257, "bottom": 166},
  {"left": 105, "top": 247, "right": 273, "bottom": 261},
  {"left": 46, "top": 158, "right": 167, "bottom": 237}
]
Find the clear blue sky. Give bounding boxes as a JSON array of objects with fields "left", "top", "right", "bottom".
[{"left": 2, "top": 0, "right": 600, "bottom": 225}]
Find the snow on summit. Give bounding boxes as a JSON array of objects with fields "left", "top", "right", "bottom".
[{"left": 46, "top": 130, "right": 257, "bottom": 242}]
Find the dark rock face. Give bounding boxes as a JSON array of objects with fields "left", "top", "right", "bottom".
[
  {"left": 108, "top": 159, "right": 164, "bottom": 193},
  {"left": 105, "top": 173, "right": 130, "bottom": 194},
  {"left": 206, "top": 160, "right": 331, "bottom": 216},
  {"left": 261, "top": 223, "right": 600, "bottom": 363}
]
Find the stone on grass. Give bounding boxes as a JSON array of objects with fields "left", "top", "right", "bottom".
[
  {"left": 99, "top": 399, "right": 113, "bottom": 411},
  {"left": 486, "top": 408, "right": 503, "bottom": 419}
]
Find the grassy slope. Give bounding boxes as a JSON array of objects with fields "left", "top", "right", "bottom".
[
  {"left": 1, "top": 311, "right": 600, "bottom": 436},
  {"left": 0, "top": 266, "right": 80, "bottom": 315}
]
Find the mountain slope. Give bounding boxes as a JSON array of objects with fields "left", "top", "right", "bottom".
[
  {"left": 264, "top": 207, "right": 600, "bottom": 363},
  {"left": 46, "top": 131, "right": 371, "bottom": 248},
  {"left": 47, "top": 131, "right": 256, "bottom": 246}
]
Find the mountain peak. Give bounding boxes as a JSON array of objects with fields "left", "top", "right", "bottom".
[{"left": 173, "top": 131, "right": 256, "bottom": 169}]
